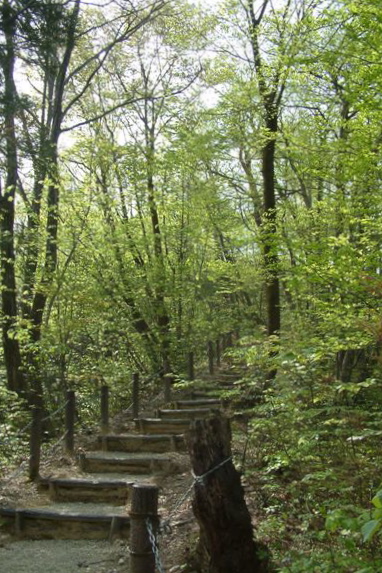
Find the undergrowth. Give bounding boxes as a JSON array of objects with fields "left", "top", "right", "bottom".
[{"left": 226, "top": 336, "right": 382, "bottom": 572}]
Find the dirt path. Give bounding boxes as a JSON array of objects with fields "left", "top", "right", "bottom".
[
  {"left": 0, "top": 470, "right": 198, "bottom": 573},
  {"left": 0, "top": 539, "right": 128, "bottom": 573},
  {"left": 0, "top": 371, "right": 239, "bottom": 572}
]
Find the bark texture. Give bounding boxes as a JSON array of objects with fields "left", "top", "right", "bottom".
[{"left": 186, "top": 414, "right": 270, "bottom": 573}]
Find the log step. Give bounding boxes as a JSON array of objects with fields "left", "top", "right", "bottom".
[
  {"left": 174, "top": 398, "right": 222, "bottom": 409},
  {"left": 0, "top": 503, "right": 130, "bottom": 540},
  {"left": 79, "top": 451, "right": 174, "bottom": 474},
  {"left": 188, "top": 390, "right": 221, "bottom": 399},
  {"left": 134, "top": 418, "right": 191, "bottom": 435},
  {"left": 98, "top": 433, "right": 186, "bottom": 453},
  {"left": 39, "top": 476, "right": 133, "bottom": 504},
  {"left": 157, "top": 408, "right": 212, "bottom": 420}
]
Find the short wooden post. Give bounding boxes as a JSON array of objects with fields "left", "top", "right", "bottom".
[
  {"left": 65, "top": 390, "right": 75, "bottom": 454},
  {"left": 164, "top": 375, "right": 171, "bottom": 403},
  {"left": 188, "top": 351, "right": 195, "bottom": 381},
  {"left": 208, "top": 340, "right": 214, "bottom": 375},
  {"left": 132, "top": 372, "right": 140, "bottom": 419},
  {"left": 101, "top": 385, "right": 109, "bottom": 434},
  {"left": 163, "top": 359, "right": 171, "bottom": 403},
  {"left": 129, "top": 484, "right": 159, "bottom": 573},
  {"left": 29, "top": 404, "right": 42, "bottom": 481},
  {"left": 216, "top": 338, "right": 221, "bottom": 367}
]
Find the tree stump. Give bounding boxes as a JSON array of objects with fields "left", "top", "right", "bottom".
[{"left": 186, "top": 414, "right": 270, "bottom": 573}]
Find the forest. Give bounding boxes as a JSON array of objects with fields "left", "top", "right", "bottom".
[{"left": 0, "top": 0, "right": 382, "bottom": 570}]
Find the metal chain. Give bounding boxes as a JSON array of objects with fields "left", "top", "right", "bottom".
[
  {"left": 41, "top": 399, "right": 69, "bottom": 423},
  {"left": 160, "top": 478, "right": 195, "bottom": 533},
  {"left": 1, "top": 400, "right": 70, "bottom": 482},
  {"left": 192, "top": 456, "right": 232, "bottom": 485},
  {"left": 160, "top": 456, "right": 233, "bottom": 534},
  {"left": 146, "top": 517, "right": 165, "bottom": 573},
  {"left": 1, "top": 399, "right": 70, "bottom": 447},
  {"left": 42, "top": 430, "right": 68, "bottom": 457}
]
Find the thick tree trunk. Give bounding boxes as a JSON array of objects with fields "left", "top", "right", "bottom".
[
  {"left": 186, "top": 414, "right": 271, "bottom": 573},
  {"left": 0, "top": 1, "right": 26, "bottom": 396}
]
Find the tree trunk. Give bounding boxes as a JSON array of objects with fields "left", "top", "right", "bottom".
[
  {"left": 186, "top": 414, "right": 271, "bottom": 573},
  {"left": 247, "top": 1, "right": 281, "bottom": 340},
  {"left": 262, "top": 112, "right": 281, "bottom": 337},
  {"left": 0, "top": 0, "right": 26, "bottom": 396}
]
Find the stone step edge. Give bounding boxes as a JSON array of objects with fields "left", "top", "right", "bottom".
[
  {"left": 0, "top": 506, "right": 130, "bottom": 522},
  {"left": 38, "top": 477, "right": 133, "bottom": 488},
  {"left": 98, "top": 433, "right": 185, "bottom": 440}
]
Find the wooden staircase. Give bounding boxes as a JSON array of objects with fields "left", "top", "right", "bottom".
[{"left": 0, "top": 369, "right": 239, "bottom": 541}]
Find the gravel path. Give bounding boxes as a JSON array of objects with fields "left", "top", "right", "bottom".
[{"left": 0, "top": 539, "right": 129, "bottom": 573}]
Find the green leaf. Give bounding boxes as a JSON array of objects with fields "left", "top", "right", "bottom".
[
  {"left": 361, "top": 519, "right": 381, "bottom": 542},
  {"left": 372, "top": 490, "right": 382, "bottom": 509}
]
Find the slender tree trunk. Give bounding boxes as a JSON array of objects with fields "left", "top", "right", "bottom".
[
  {"left": 262, "top": 111, "right": 281, "bottom": 337},
  {"left": 247, "top": 1, "right": 281, "bottom": 339}
]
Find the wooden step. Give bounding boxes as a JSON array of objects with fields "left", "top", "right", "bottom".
[
  {"left": 134, "top": 417, "right": 191, "bottom": 435},
  {"left": 157, "top": 408, "right": 212, "bottom": 420},
  {"left": 38, "top": 476, "right": 133, "bottom": 504},
  {"left": 0, "top": 503, "right": 130, "bottom": 540},
  {"left": 200, "top": 373, "right": 242, "bottom": 384},
  {"left": 188, "top": 390, "right": 221, "bottom": 399},
  {"left": 98, "top": 433, "right": 186, "bottom": 453},
  {"left": 174, "top": 398, "right": 222, "bottom": 409},
  {"left": 79, "top": 451, "right": 173, "bottom": 474}
]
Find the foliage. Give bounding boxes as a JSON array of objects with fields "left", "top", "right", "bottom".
[
  {"left": 0, "top": 385, "right": 30, "bottom": 472},
  {"left": 1, "top": 0, "right": 382, "bottom": 569}
]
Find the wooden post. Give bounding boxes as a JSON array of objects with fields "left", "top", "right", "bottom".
[
  {"left": 216, "top": 338, "right": 221, "bottom": 367},
  {"left": 188, "top": 351, "right": 195, "bottom": 381},
  {"left": 29, "top": 404, "right": 42, "bottom": 481},
  {"left": 65, "top": 390, "right": 75, "bottom": 454},
  {"left": 129, "top": 484, "right": 159, "bottom": 573},
  {"left": 186, "top": 414, "right": 270, "bottom": 573},
  {"left": 164, "top": 375, "right": 171, "bottom": 403},
  {"left": 101, "top": 385, "right": 109, "bottom": 434},
  {"left": 132, "top": 372, "right": 140, "bottom": 419},
  {"left": 208, "top": 340, "right": 214, "bottom": 375},
  {"left": 163, "top": 359, "right": 171, "bottom": 403}
]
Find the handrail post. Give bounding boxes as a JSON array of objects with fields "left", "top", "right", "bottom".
[
  {"left": 132, "top": 372, "right": 140, "bottom": 419},
  {"left": 65, "top": 390, "right": 75, "bottom": 454},
  {"left": 101, "top": 385, "right": 109, "bottom": 434},
  {"left": 208, "top": 340, "right": 214, "bottom": 375},
  {"left": 164, "top": 375, "right": 171, "bottom": 403},
  {"left": 129, "top": 484, "right": 159, "bottom": 573},
  {"left": 216, "top": 338, "right": 221, "bottom": 367},
  {"left": 163, "top": 359, "right": 171, "bottom": 403},
  {"left": 187, "top": 351, "right": 195, "bottom": 381},
  {"left": 29, "top": 404, "right": 42, "bottom": 481}
]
